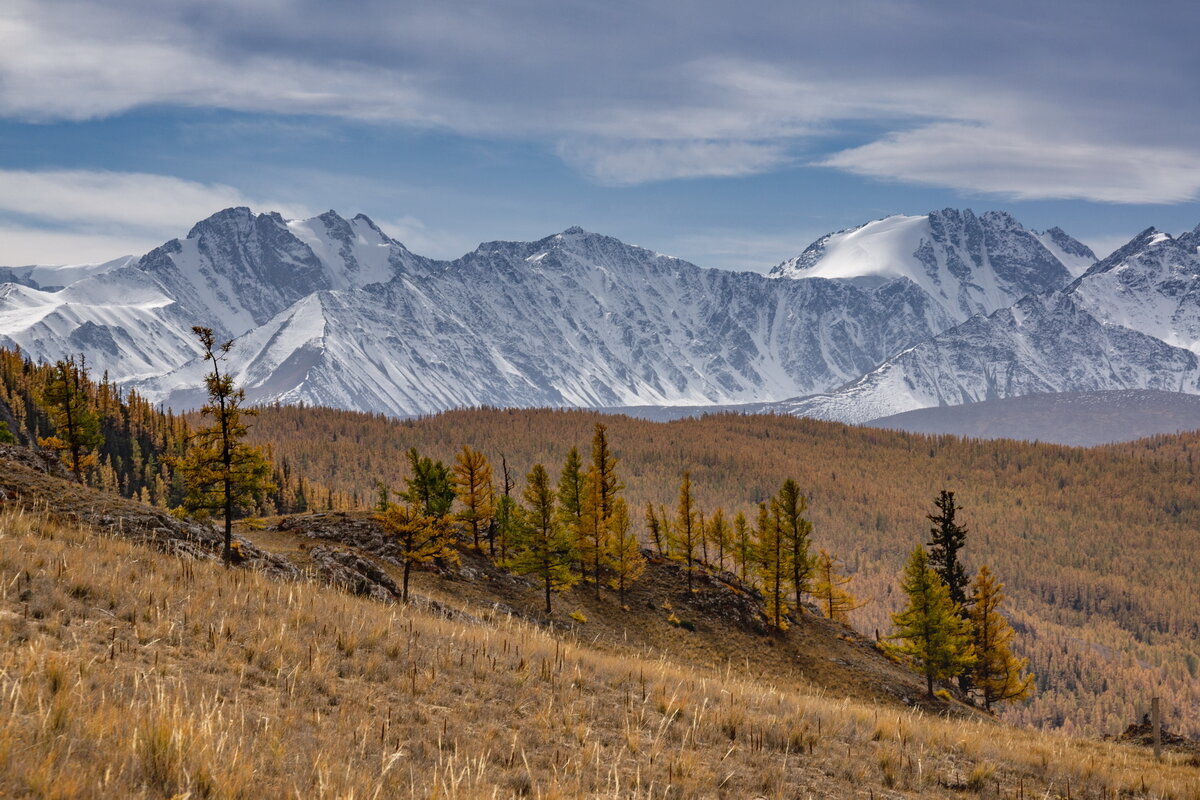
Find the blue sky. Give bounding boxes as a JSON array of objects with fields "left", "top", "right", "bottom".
[{"left": 1, "top": 0, "right": 1199, "bottom": 270}]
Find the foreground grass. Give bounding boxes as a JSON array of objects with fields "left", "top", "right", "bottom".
[{"left": 0, "top": 507, "right": 1197, "bottom": 799}]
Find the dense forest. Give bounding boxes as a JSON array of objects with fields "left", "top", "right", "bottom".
[{"left": 0, "top": 349, "right": 342, "bottom": 515}]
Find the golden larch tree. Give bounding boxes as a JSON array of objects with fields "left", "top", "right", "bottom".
[
  {"left": 605, "top": 496, "right": 645, "bottom": 608},
  {"left": 671, "top": 471, "right": 700, "bottom": 592},
  {"left": 756, "top": 502, "right": 792, "bottom": 630},
  {"left": 811, "top": 548, "right": 866, "bottom": 623},
  {"left": 375, "top": 502, "right": 457, "bottom": 602},
  {"left": 969, "top": 565, "right": 1035, "bottom": 711},
  {"left": 453, "top": 445, "right": 495, "bottom": 552}
]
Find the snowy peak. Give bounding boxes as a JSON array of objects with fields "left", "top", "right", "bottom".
[
  {"left": 1034, "top": 226, "right": 1097, "bottom": 276},
  {"left": 770, "top": 208, "right": 1092, "bottom": 322}
]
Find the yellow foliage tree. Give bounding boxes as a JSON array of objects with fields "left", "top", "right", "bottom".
[
  {"left": 453, "top": 445, "right": 494, "bottom": 552},
  {"left": 605, "top": 497, "right": 645, "bottom": 607},
  {"left": 375, "top": 502, "right": 457, "bottom": 602},
  {"left": 811, "top": 549, "right": 866, "bottom": 623},
  {"left": 756, "top": 502, "right": 792, "bottom": 630},
  {"left": 969, "top": 565, "right": 1035, "bottom": 711}
]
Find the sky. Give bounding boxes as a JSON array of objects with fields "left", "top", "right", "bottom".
[{"left": 1, "top": 0, "right": 1199, "bottom": 271}]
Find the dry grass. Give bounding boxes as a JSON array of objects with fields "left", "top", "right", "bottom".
[{"left": 1, "top": 506, "right": 1197, "bottom": 799}]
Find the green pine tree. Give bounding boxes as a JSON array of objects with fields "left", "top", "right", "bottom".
[
  {"left": 888, "top": 547, "right": 975, "bottom": 697},
  {"left": 507, "top": 463, "right": 579, "bottom": 614}
]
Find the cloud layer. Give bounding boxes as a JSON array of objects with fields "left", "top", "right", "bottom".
[{"left": 2, "top": 0, "right": 1199, "bottom": 202}]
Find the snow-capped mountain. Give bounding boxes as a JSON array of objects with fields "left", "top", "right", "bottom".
[
  {"left": 7, "top": 204, "right": 1183, "bottom": 427},
  {"left": 769, "top": 209, "right": 1094, "bottom": 321},
  {"left": 135, "top": 220, "right": 958, "bottom": 415},
  {"left": 776, "top": 225, "right": 1200, "bottom": 424}
]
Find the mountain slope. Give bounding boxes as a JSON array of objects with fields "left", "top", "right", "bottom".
[
  {"left": 867, "top": 389, "right": 1200, "bottom": 445},
  {"left": 769, "top": 208, "right": 1093, "bottom": 321},
  {"left": 137, "top": 223, "right": 960, "bottom": 414},
  {"left": 779, "top": 226, "right": 1200, "bottom": 423}
]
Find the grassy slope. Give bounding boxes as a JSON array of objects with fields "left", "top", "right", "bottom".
[
  {"left": 244, "top": 406, "right": 1200, "bottom": 738},
  {"left": 3, "top": 505, "right": 1199, "bottom": 799}
]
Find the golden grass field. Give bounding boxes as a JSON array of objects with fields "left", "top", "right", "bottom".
[{"left": 2, "top": 504, "right": 1198, "bottom": 799}]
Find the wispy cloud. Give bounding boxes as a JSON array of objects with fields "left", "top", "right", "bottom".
[
  {"left": 2, "top": 0, "right": 1199, "bottom": 204},
  {"left": 557, "top": 140, "right": 793, "bottom": 186},
  {"left": 820, "top": 123, "right": 1200, "bottom": 204},
  {"left": 0, "top": 168, "right": 309, "bottom": 265}
]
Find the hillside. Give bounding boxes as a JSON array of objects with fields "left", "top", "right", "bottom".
[
  {"left": 2, "top": 452, "right": 1198, "bottom": 798},
  {"left": 243, "top": 405, "right": 1200, "bottom": 739}
]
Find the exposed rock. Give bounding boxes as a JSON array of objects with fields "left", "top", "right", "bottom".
[{"left": 308, "top": 546, "right": 401, "bottom": 603}]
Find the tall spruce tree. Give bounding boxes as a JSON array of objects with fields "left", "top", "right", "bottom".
[
  {"left": 400, "top": 448, "right": 454, "bottom": 519},
  {"left": 888, "top": 547, "right": 975, "bottom": 697},
  {"left": 968, "top": 565, "right": 1035, "bottom": 711},
  {"left": 507, "top": 463, "right": 578, "bottom": 614},
  {"left": 927, "top": 490, "right": 970, "bottom": 609},
  {"left": 175, "top": 327, "right": 274, "bottom": 564},
  {"left": 557, "top": 446, "right": 587, "bottom": 575}
]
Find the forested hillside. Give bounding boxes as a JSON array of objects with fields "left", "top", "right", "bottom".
[
  {"left": 244, "top": 404, "right": 1200, "bottom": 738},
  {"left": 0, "top": 349, "right": 339, "bottom": 513}
]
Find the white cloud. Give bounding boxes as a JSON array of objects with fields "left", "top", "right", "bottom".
[
  {"left": 380, "top": 216, "right": 478, "bottom": 260},
  {"left": 3, "top": 0, "right": 1200, "bottom": 205},
  {"left": 558, "top": 140, "right": 792, "bottom": 186},
  {"left": 0, "top": 169, "right": 307, "bottom": 231},
  {"left": 820, "top": 123, "right": 1200, "bottom": 205},
  {"left": 0, "top": 224, "right": 155, "bottom": 267},
  {"left": 0, "top": 168, "right": 311, "bottom": 265}
]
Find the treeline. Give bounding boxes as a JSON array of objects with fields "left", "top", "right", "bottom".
[{"left": 0, "top": 348, "right": 336, "bottom": 515}]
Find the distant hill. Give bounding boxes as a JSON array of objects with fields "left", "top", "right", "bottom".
[{"left": 867, "top": 390, "right": 1200, "bottom": 446}]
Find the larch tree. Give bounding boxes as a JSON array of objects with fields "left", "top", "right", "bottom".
[
  {"left": 888, "top": 547, "right": 975, "bottom": 698},
  {"left": 376, "top": 502, "right": 456, "bottom": 602},
  {"left": 604, "top": 496, "right": 645, "bottom": 608},
  {"left": 775, "top": 479, "right": 814, "bottom": 614},
  {"left": 507, "top": 463, "right": 578, "bottom": 614},
  {"left": 557, "top": 446, "right": 587, "bottom": 576},
  {"left": 581, "top": 423, "right": 622, "bottom": 598},
  {"left": 708, "top": 507, "right": 732, "bottom": 572},
  {"left": 927, "top": 490, "right": 970, "bottom": 609},
  {"left": 672, "top": 471, "right": 700, "bottom": 592},
  {"left": 645, "top": 502, "right": 665, "bottom": 555},
  {"left": 39, "top": 355, "right": 103, "bottom": 483},
  {"left": 811, "top": 549, "right": 866, "bottom": 623},
  {"left": 491, "top": 455, "right": 518, "bottom": 563},
  {"left": 453, "top": 445, "right": 495, "bottom": 552},
  {"left": 732, "top": 510, "right": 753, "bottom": 585},
  {"left": 969, "top": 565, "right": 1035, "bottom": 711},
  {"left": 175, "top": 327, "right": 274, "bottom": 564},
  {"left": 756, "top": 502, "right": 793, "bottom": 630}
]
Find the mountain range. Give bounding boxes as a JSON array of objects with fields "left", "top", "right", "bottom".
[{"left": 3, "top": 205, "right": 1199, "bottom": 431}]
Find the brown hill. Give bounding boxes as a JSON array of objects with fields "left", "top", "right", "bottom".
[
  {"left": 3, "top": 447, "right": 1198, "bottom": 798},
  {"left": 241, "top": 405, "right": 1200, "bottom": 739}
]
